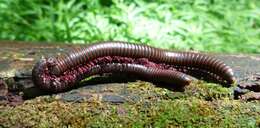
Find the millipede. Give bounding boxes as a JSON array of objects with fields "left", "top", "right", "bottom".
[{"left": 32, "top": 41, "right": 236, "bottom": 92}]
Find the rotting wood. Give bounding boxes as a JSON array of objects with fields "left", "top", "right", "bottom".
[{"left": 0, "top": 41, "right": 259, "bottom": 102}]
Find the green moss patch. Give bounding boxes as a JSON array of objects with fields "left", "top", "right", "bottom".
[{"left": 1, "top": 81, "right": 259, "bottom": 127}]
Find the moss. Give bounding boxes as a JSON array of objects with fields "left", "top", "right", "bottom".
[
  {"left": 0, "top": 81, "right": 259, "bottom": 127},
  {"left": 184, "top": 81, "right": 233, "bottom": 100}
]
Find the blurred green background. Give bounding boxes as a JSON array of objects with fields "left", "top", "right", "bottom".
[{"left": 0, "top": 0, "right": 259, "bottom": 53}]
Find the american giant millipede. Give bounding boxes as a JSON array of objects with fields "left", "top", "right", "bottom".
[{"left": 32, "top": 41, "right": 236, "bottom": 92}]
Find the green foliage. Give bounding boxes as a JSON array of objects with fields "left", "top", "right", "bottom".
[{"left": 0, "top": 0, "right": 259, "bottom": 53}]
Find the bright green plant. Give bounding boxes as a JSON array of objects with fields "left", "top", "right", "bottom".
[{"left": 0, "top": 0, "right": 259, "bottom": 53}]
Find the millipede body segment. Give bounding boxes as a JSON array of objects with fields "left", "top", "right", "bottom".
[{"left": 32, "top": 41, "right": 236, "bottom": 92}]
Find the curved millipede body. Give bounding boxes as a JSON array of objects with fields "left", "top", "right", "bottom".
[
  {"left": 32, "top": 58, "right": 192, "bottom": 92},
  {"left": 32, "top": 41, "right": 236, "bottom": 92},
  {"left": 52, "top": 41, "right": 235, "bottom": 83}
]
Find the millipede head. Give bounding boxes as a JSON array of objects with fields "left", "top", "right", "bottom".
[
  {"left": 32, "top": 58, "right": 50, "bottom": 90},
  {"left": 32, "top": 57, "right": 62, "bottom": 92},
  {"left": 224, "top": 67, "right": 236, "bottom": 85}
]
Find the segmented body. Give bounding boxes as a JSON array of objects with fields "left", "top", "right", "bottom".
[{"left": 32, "top": 41, "right": 236, "bottom": 92}]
